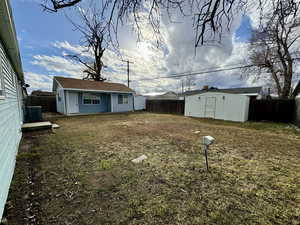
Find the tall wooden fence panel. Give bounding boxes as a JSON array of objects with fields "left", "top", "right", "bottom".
[
  {"left": 26, "top": 96, "right": 57, "bottom": 112},
  {"left": 249, "top": 99, "right": 295, "bottom": 123},
  {"left": 146, "top": 100, "right": 184, "bottom": 115}
]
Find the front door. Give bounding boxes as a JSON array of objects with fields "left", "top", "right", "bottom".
[
  {"left": 204, "top": 97, "right": 216, "bottom": 118},
  {"left": 68, "top": 92, "right": 79, "bottom": 114}
]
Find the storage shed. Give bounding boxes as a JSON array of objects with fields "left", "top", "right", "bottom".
[
  {"left": 185, "top": 92, "right": 250, "bottom": 122},
  {"left": 134, "top": 95, "right": 146, "bottom": 110}
]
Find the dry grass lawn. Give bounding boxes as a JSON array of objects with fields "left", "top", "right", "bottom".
[{"left": 7, "top": 112, "right": 300, "bottom": 225}]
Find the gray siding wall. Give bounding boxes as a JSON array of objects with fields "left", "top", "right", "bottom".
[
  {"left": 293, "top": 97, "right": 300, "bottom": 128},
  {"left": 111, "top": 93, "right": 133, "bottom": 112},
  {"left": 78, "top": 92, "right": 110, "bottom": 114},
  {"left": 0, "top": 41, "right": 23, "bottom": 219}
]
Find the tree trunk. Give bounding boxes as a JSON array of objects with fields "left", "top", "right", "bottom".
[
  {"left": 281, "top": 42, "right": 294, "bottom": 99},
  {"left": 281, "top": 70, "right": 292, "bottom": 99},
  {"left": 270, "top": 67, "right": 282, "bottom": 97}
]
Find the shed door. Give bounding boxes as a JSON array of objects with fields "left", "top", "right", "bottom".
[
  {"left": 68, "top": 92, "right": 79, "bottom": 114},
  {"left": 204, "top": 97, "right": 216, "bottom": 118}
]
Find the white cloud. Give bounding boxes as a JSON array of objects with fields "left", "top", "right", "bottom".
[
  {"left": 24, "top": 72, "right": 54, "bottom": 93},
  {"left": 25, "top": 4, "right": 269, "bottom": 94},
  {"left": 31, "top": 55, "right": 85, "bottom": 78}
]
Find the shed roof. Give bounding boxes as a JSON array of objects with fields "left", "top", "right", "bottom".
[
  {"left": 184, "top": 87, "right": 262, "bottom": 96},
  {"left": 54, "top": 76, "right": 135, "bottom": 93}
]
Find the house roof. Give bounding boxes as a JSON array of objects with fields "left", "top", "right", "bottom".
[
  {"left": 184, "top": 87, "right": 262, "bottom": 96},
  {"left": 146, "top": 91, "right": 180, "bottom": 100},
  {"left": 54, "top": 76, "right": 135, "bottom": 93}
]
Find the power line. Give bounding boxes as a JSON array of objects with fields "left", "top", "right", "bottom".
[
  {"left": 130, "top": 62, "right": 247, "bottom": 82},
  {"left": 133, "top": 57, "right": 300, "bottom": 82},
  {"left": 133, "top": 62, "right": 246, "bottom": 79},
  {"left": 158, "top": 62, "right": 247, "bottom": 77},
  {"left": 135, "top": 64, "right": 254, "bottom": 82}
]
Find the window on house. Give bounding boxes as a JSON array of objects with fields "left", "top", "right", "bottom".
[
  {"left": 118, "top": 94, "right": 129, "bottom": 104},
  {"left": 83, "top": 93, "right": 101, "bottom": 105}
]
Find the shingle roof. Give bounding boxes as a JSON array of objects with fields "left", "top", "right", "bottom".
[
  {"left": 54, "top": 76, "right": 134, "bottom": 93},
  {"left": 184, "top": 87, "right": 262, "bottom": 96}
]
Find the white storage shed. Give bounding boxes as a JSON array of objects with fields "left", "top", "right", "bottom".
[
  {"left": 134, "top": 95, "right": 146, "bottom": 110},
  {"left": 185, "top": 92, "right": 250, "bottom": 122}
]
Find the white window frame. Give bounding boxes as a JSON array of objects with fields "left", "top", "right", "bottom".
[
  {"left": 82, "top": 93, "right": 101, "bottom": 105},
  {"left": 118, "top": 94, "right": 129, "bottom": 104}
]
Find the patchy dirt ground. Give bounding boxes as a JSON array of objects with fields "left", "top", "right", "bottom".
[{"left": 7, "top": 113, "right": 300, "bottom": 225}]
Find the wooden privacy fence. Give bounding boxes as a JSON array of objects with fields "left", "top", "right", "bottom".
[
  {"left": 26, "top": 96, "right": 57, "bottom": 112},
  {"left": 249, "top": 99, "right": 295, "bottom": 123},
  {"left": 146, "top": 100, "right": 184, "bottom": 115}
]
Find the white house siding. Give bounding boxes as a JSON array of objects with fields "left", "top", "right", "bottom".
[
  {"left": 0, "top": 41, "right": 23, "bottom": 219},
  {"left": 56, "top": 86, "right": 66, "bottom": 114},
  {"left": 134, "top": 95, "right": 146, "bottom": 110},
  {"left": 185, "top": 92, "right": 250, "bottom": 122},
  {"left": 111, "top": 93, "right": 134, "bottom": 112}
]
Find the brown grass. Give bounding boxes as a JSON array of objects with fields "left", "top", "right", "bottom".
[{"left": 7, "top": 112, "right": 300, "bottom": 225}]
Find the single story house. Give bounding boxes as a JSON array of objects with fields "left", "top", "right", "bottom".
[
  {"left": 146, "top": 91, "right": 182, "bottom": 100},
  {"left": 53, "top": 76, "right": 135, "bottom": 115},
  {"left": 0, "top": 0, "right": 25, "bottom": 219},
  {"left": 184, "top": 87, "right": 262, "bottom": 122}
]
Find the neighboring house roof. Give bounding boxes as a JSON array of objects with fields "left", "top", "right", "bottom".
[
  {"left": 184, "top": 87, "right": 262, "bottom": 96},
  {"left": 31, "top": 90, "right": 55, "bottom": 96},
  {"left": 54, "top": 76, "right": 135, "bottom": 93},
  {"left": 0, "top": 0, "right": 24, "bottom": 82},
  {"left": 146, "top": 91, "right": 180, "bottom": 100}
]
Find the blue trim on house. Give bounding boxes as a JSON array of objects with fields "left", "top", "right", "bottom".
[{"left": 78, "top": 92, "right": 110, "bottom": 113}]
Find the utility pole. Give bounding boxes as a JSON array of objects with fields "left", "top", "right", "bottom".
[
  {"left": 122, "top": 59, "right": 134, "bottom": 111},
  {"left": 122, "top": 60, "right": 134, "bottom": 88}
]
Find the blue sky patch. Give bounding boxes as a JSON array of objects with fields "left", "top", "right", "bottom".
[{"left": 235, "top": 15, "right": 253, "bottom": 43}]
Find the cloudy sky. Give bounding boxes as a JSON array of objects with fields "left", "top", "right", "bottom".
[{"left": 11, "top": 0, "right": 266, "bottom": 94}]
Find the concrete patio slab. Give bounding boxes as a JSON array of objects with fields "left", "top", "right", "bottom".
[{"left": 22, "top": 122, "right": 52, "bottom": 131}]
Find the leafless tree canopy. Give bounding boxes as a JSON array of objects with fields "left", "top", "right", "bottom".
[
  {"left": 67, "top": 8, "right": 108, "bottom": 81},
  {"left": 248, "top": 0, "right": 300, "bottom": 99},
  {"left": 42, "top": 0, "right": 248, "bottom": 47}
]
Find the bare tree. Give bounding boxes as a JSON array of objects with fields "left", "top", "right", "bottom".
[
  {"left": 42, "top": 0, "right": 249, "bottom": 47},
  {"left": 248, "top": 0, "right": 300, "bottom": 99},
  {"left": 67, "top": 7, "right": 108, "bottom": 81}
]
